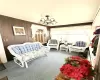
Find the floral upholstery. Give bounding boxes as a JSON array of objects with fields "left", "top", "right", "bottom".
[
  {"left": 75, "top": 41, "right": 86, "bottom": 47},
  {"left": 12, "top": 46, "right": 22, "bottom": 55}
]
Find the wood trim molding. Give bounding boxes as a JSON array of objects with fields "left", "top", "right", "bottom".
[
  {"left": 0, "top": 14, "right": 47, "bottom": 27},
  {"left": 49, "top": 22, "right": 92, "bottom": 28},
  {"left": 0, "top": 15, "right": 92, "bottom": 28}
]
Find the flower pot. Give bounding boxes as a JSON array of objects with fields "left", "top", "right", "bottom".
[
  {"left": 55, "top": 72, "right": 93, "bottom": 80},
  {"left": 56, "top": 56, "right": 95, "bottom": 80},
  {"left": 55, "top": 72, "right": 72, "bottom": 80}
]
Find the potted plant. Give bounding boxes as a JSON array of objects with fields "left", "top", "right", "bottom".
[{"left": 55, "top": 56, "right": 95, "bottom": 80}]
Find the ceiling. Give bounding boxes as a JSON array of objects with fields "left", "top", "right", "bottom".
[{"left": 0, "top": 0, "right": 100, "bottom": 26}]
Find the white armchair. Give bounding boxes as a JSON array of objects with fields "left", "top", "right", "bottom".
[
  {"left": 68, "top": 41, "right": 89, "bottom": 53},
  {"left": 47, "top": 39, "right": 59, "bottom": 50}
]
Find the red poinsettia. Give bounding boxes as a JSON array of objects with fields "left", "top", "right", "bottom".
[{"left": 60, "top": 56, "right": 95, "bottom": 80}]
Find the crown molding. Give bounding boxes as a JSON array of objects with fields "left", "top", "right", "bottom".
[
  {"left": 0, "top": 14, "right": 48, "bottom": 27},
  {"left": 0, "top": 15, "right": 92, "bottom": 28},
  {"left": 49, "top": 22, "right": 92, "bottom": 28}
]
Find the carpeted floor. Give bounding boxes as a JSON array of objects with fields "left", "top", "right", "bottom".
[
  {"left": 0, "top": 64, "right": 6, "bottom": 71},
  {"left": 0, "top": 50, "right": 78, "bottom": 80}
]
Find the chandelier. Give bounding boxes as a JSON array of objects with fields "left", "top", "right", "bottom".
[{"left": 40, "top": 15, "right": 57, "bottom": 25}]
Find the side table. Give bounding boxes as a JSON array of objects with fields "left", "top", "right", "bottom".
[{"left": 60, "top": 44, "right": 68, "bottom": 52}]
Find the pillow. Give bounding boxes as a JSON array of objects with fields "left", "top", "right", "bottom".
[{"left": 75, "top": 41, "right": 86, "bottom": 47}]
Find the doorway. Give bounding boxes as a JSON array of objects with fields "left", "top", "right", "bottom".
[{"left": 34, "top": 29, "right": 46, "bottom": 43}]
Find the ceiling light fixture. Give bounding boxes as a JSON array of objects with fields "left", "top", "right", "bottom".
[{"left": 40, "top": 15, "right": 57, "bottom": 25}]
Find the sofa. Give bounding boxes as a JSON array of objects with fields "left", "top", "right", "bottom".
[
  {"left": 7, "top": 42, "right": 50, "bottom": 68},
  {"left": 68, "top": 41, "right": 89, "bottom": 53}
]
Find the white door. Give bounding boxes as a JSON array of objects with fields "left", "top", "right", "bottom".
[{"left": 0, "top": 34, "right": 7, "bottom": 63}]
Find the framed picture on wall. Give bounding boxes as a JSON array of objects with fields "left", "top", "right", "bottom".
[{"left": 13, "top": 26, "right": 26, "bottom": 35}]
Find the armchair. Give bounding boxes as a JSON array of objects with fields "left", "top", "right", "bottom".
[{"left": 47, "top": 39, "right": 59, "bottom": 50}]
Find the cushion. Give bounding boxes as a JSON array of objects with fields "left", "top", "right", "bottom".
[
  {"left": 49, "top": 39, "right": 58, "bottom": 44},
  {"left": 18, "top": 46, "right": 28, "bottom": 54},
  {"left": 36, "top": 43, "right": 41, "bottom": 49},
  {"left": 31, "top": 43, "right": 40, "bottom": 51},
  {"left": 31, "top": 44, "right": 35, "bottom": 50},
  {"left": 75, "top": 41, "right": 86, "bottom": 47},
  {"left": 34, "top": 44, "right": 39, "bottom": 51},
  {"left": 10, "top": 42, "right": 49, "bottom": 58},
  {"left": 12, "top": 46, "right": 22, "bottom": 55},
  {"left": 25, "top": 44, "right": 33, "bottom": 52},
  {"left": 35, "top": 43, "right": 41, "bottom": 50}
]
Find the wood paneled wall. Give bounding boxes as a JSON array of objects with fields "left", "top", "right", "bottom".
[
  {"left": 47, "top": 27, "right": 51, "bottom": 41},
  {"left": 0, "top": 15, "right": 33, "bottom": 61}
]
